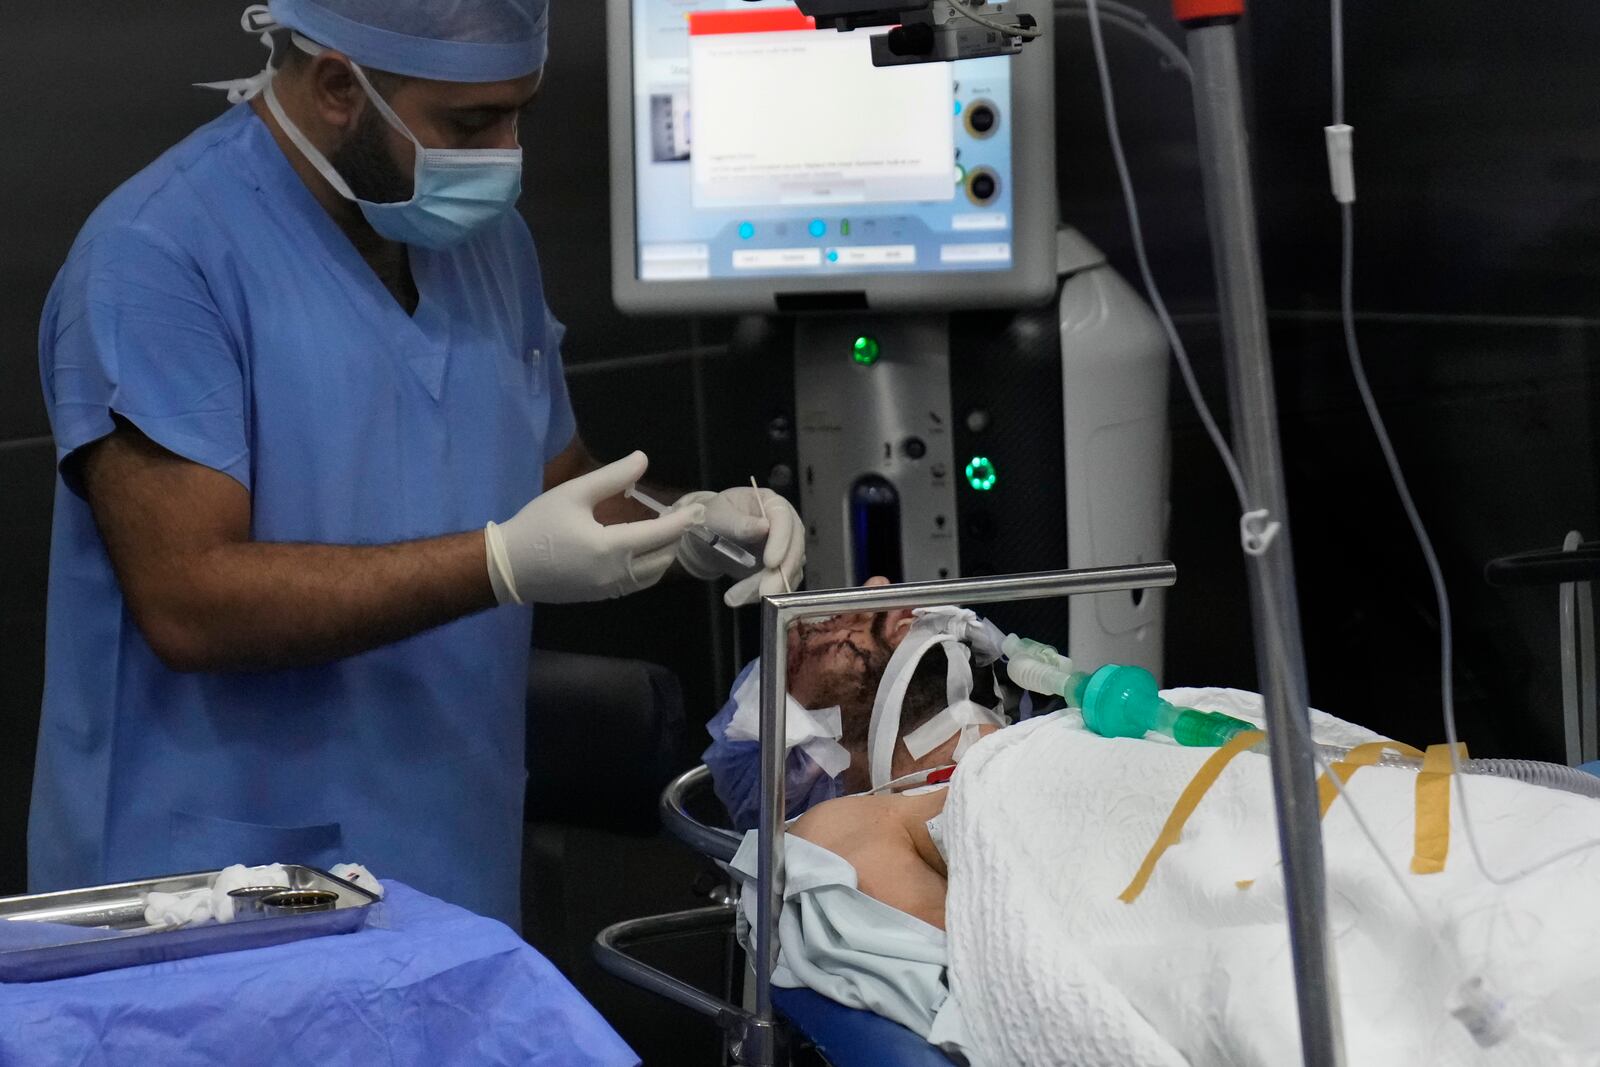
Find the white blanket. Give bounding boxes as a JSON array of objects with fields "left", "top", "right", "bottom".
[{"left": 943, "top": 689, "right": 1600, "bottom": 1066}]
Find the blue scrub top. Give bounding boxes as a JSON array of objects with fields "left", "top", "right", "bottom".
[{"left": 30, "top": 103, "right": 576, "bottom": 928}]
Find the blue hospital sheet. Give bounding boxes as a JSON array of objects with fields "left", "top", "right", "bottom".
[{"left": 0, "top": 881, "right": 638, "bottom": 1066}]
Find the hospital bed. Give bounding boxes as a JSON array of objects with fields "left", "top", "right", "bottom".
[{"left": 594, "top": 565, "right": 1179, "bottom": 1066}]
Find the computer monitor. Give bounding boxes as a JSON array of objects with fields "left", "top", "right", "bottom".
[{"left": 607, "top": 0, "right": 1057, "bottom": 315}]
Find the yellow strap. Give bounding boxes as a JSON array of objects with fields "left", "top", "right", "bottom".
[
  {"left": 1412, "top": 742, "right": 1467, "bottom": 874},
  {"left": 1119, "top": 730, "right": 1265, "bottom": 904},
  {"left": 1316, "top": 740, "right": 1427, "bottom": 817}
]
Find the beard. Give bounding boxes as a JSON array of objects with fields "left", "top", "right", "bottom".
[{"left": 330, "top": 103, "right": 413, "bottom": 205}]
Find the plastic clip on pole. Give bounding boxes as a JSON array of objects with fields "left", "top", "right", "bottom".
[{"left": 1325, "top": 124, "right": 1356, "bottom": 204}]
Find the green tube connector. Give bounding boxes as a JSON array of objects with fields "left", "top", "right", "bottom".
[
  {"left": 1079, "top": 664, "right": 1254, "bottom": 748},
  {"left": 1002, "top": 635, "right": 1254, "bottom": 748}
]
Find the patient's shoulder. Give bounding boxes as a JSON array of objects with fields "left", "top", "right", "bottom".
[
  {"left": 791, "top": 790, "right": 950, "bottom": 929},
  {"left": 790, "top": 790, "right": 945, "bottom": 850},
  {"left": 790, "top": 794, "right": 895, "bottom": 852}
]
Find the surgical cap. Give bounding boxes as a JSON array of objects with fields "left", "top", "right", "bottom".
[{"left": 268, "top": 0, "right": 549, "bottom": 82}]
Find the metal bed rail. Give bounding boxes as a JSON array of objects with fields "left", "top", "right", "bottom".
[
  {"left": 592, "top": 904, "right": 781, "bottom": 1063},
  {"left": 752, "top": 564, "right": 1179, "bottom": 1067},
  {"left": 660, "top": 764, "right": 741, "bottom": 864},
  {"left": 596, "top": 767, "right": 763, "bottom": 1062}
]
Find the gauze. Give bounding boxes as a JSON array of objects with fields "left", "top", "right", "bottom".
[{"left": 725, "top": 665, "right": 852, "bottom": 780}]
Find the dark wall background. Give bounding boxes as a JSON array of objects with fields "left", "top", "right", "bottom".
[{"left": 1, "top": 0, "right": 1596, "bottom": 1054}]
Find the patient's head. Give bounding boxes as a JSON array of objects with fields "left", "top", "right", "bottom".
[
  {"left": 874, "top": 646, "right": 1001, "bottom": 786},
  {"left": 786, "top": 577, "right": 1001, "bottom": 792},
  {"left": 786, "top": 577, "right": 915, "bottom": 733}
]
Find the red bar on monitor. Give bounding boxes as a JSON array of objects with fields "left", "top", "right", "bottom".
[
  {"left": 687, "top": 7, "right": 817, "bottom": 35},
  {"left": 1172, "top": 0, "right": 1244, "bottom": 22}
]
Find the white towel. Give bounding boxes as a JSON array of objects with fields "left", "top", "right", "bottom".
[
  {"left": 141, "top": 861, "right": 378, "bottom": 929},
  {"left": 943, "top": 698, "right": 1600, "bottom": 1065},
  {"left": 143, "top": 888, "right": 222, "bottom": 930},
  {"left": 329, "top": 862, "right": 385, "bottom": 899}
]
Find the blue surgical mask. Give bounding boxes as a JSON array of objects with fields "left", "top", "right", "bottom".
[{"left": 262, "top": 54, "right": 522, "bottom": 250}]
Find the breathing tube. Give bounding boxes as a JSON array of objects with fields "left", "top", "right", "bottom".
[{"left": 1004, "top": 635, "right": 1600, "bottom": 802}]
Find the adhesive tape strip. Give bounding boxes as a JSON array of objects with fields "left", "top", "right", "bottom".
[
  {"left": 1119, "top": 730, "right": 1265, "bottom": 904},
  {"left": 1412, "top": 742, "right": 1468, "bottom": 875},
  {"left": 1316, "top": 739, "right": 1426, "bottom": 818}
]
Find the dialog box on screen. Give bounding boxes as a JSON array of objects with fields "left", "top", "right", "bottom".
[{"left": 688, "top": 8, "right": 956, "bottom": 209}]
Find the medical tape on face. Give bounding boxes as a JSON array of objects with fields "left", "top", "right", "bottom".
[
  {"left": 724, "top": 665, "right": 848, "bottom": 773},
  {"left": 902, "top": 700, "right": 1006, "bottom": 761},
  {"left": 966, "top": 616, "right": 1007, "bottom": 666},
  {"left": 795, "top": 705, "right": 851, "bottom": 778},
  {"left": 1118, "top": 729, "right": 1265, "bottom": 904},
  {"left": 1413, "top": 742, "right": 1467, "bottom": 875}
]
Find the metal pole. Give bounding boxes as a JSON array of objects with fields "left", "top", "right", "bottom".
[
  {"left": 1183, "top": 18, "right": 1345, "bottom": 1066},
  {"left": 752, "top": 563, "right": 1178, "bottom": 1066}
]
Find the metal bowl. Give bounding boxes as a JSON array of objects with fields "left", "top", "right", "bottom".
[
  {"left": 225, "top": 884, "right": 293, "bottom": 919},
  {"left": 257, "top": 890, "right": 339, "bottom": 917}
]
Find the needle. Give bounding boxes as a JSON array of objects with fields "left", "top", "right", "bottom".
[{"left": 751, "top": 476, "right": 792, "bottom": 593}]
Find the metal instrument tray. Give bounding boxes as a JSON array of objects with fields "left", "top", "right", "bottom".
[{"left": 0, "top": 865, "right": 379, "bottom": 982}]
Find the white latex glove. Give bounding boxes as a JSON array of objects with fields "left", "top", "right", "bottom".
[
  {"left": 485, "top": 452, "right": 704, "bottom": 605},
  {"left": 672, "top": 486, "right": 805, "bottom": 607}
]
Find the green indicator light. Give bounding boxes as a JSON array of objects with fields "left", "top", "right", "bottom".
[
  {"left": 852, "top": 336, "right": 881, "bottom": 366},
  {"left": 965, "top": 456, "right": 997, "bottom": 491},
  {"left": 841, "top": 219, "right": 851, "bottom": 236}
]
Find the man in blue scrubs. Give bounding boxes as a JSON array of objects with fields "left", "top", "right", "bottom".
[{"left": 29, "top": 0, "right": 804, "bottom": 928}]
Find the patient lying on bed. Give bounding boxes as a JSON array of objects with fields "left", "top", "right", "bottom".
[
  {"left": 737, "top": 698, "right": 1600, "bottom": 1067},
  {"left": 712, "top": 595, "right": 1600, "bottom": 1063}
]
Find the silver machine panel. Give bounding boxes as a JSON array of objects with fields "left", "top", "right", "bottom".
[{"left": 795, "top": 316, "right": 961, "bottom": 587}]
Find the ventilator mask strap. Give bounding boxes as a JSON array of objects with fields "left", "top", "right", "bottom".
[
  {"left": 867, "top": 631, "right": 974, "bottom": 789},
  {"left": 899, "top": 628, "right": 1006, "bottom": 764},
  {"left": 194, "top": 5, "right": 282, "bottom": 103},
  {"left": 866, "top": 606, "right": 1010, "bottom": 788}
]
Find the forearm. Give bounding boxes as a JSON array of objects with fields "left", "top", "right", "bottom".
[{"left": 138, "top": 531, "right": 496, "bottom": 672}]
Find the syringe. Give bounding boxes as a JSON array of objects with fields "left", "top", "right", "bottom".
[{"left": 625, "top": 485, "right": 759, "bottom": 571}]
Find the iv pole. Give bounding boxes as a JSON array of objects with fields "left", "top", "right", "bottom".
[
  {"left": 1170, "top": 0, "right": 1346, "bottom": 1062},
  {"left": 737, "top": 1, "right": 1346, "bottom": 1060}
]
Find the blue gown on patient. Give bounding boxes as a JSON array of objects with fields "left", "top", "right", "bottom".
[
  {"left": 703, "top": 661, "right": 844, "bottom": 831},
  {"left": 30, "top": 103, "right": 575, "bottom": 928}
]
